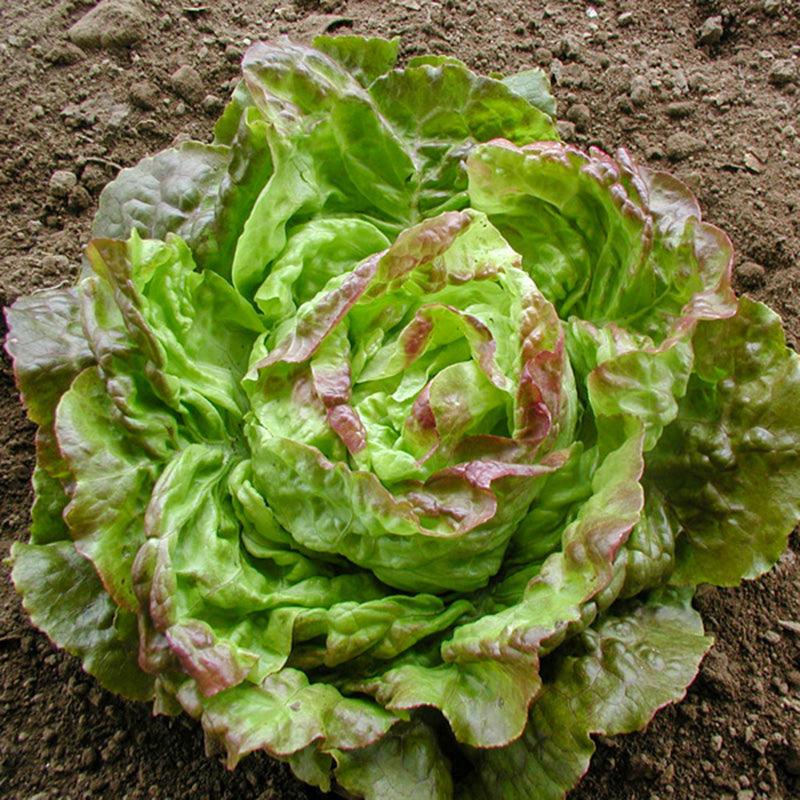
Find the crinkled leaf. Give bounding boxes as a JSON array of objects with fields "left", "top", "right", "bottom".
[
  {"left": 349, "top": 430, "right": 644, "bottom": 748},
  {"left": 29, "top": 464, "right": 70, "bottom": 545},
  {"left": 175, "top": 668, "right": 398, "bottom": 767},
  {"left": 334, "top": 719, "right": 453, "bottom": 800},
  {"left": 248, "top": 211, "right": 574, "bottom": 594},
  {"left": 650, "top": 298, "right": 800, "bottom": 585},
  {"left": 467, "top": 141, "right": 735, "bottom": 339},
  {"left": 92, "top": 143, "right": 229, "bottom": 263},
  {"left": 11, "top": 541, "right": 153, "bottom": 701},
  {"left": 56, "top": 367, "right": 156, "bottom": 610},
  {"left": 459, "top": 588, "right": 711, "bottom": 800},
  {"left": 4, "top": 288, "right": 93, "bottom": 427}
]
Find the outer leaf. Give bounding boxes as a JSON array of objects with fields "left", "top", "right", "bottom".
[
  {"left": 92, "top": 109, "right": 273, "bottom": 281},
  {"left": 458, "top": 589, "right": 712, "bottom": 800},
  {"left": 84, "top": 235, "right": 263, "bottom": 446},
  {"left": 28, "top": 464, "right": 70, "bottom": 545},
  {"left": 175, "top": 668, "right": 398, "bottom": 768},
  {"left": 11, "top": 541, "right": 153, "bottom": 701},
  {"left": 442, "top": 430, "right": 645, "bottom": 663},
  {"left": 501, "top": 68, "right": 557, "bottom": 119},
  {"left": 232, "top": 39, "right": 415, "bottom": 297},
  {"left": 370, "top": 62, "right": 558, "bottom": 218},
  {"left": 467, "top": 140, "right": 735, "bottom": 338},
  {"left": 92, "top": 144, "right": 229, "bottom": 263},
  {"left": 334, "top": 719, "right": 454, "bottom": 800},
  {"left": 3, "top": 288, "right": 93, "bottom": 427},
  {"left": 138, "top": 446, "right": 468, "bottom": 695},
  {"left": 313, "top": 35, "right": 400, "bottom": 86},
  {"left": 56, "top": 367, "right": 157, "bottom": 611},
  {"left": 650, "top": 297, "right": 800, "bottom": 585}
]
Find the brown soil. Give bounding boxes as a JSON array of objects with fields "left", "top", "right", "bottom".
[{"left": 1, "top": 1, "right": 798, "bottom": 799}]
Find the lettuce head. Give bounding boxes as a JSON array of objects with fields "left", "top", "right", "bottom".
[{"left": 5, "top": 36, "right": 800, "bottom": 800}]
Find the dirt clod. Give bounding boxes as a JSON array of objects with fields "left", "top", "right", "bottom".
[
  {"left": 630, "top": 75, "right": 651, "bottom": 106},
  {"left": 698, "top": 16, "right": 724, "bottom": 46},
  {"left": 43, "top": 41, "right": 86, "bottom": 66},
  {"left": 737, "top": 261, "right": 767, "bottom": 288},
  {"left": 566, "top": 102, "right": 591, "bottom": 132},
  {"left": 666, "top": 101, "right": 694, "bottom": 118},
  {"left": 170, "top": 64, "right": 205, "bottom": 103},
  {"left": 769, "top": 59, "right": 797, "bottom": 88},
  {"left": 665, "top": 131, "right": 705, "bottom": 161},
  {"left": 48, "top": 170, "right": 77, "bottom": 199},
  {"left": 617, "top": 12, "right": 634, "bottom": 28},
  {"left": 67, "top": 0, "right": 148, "bottom": 50},
  {"left": 67, "top": 185, "right": 92, "bottom": 213},
  {"left": 628, "top": 753, "right": 661, "bottom": 782},
  {"left": 129, "top": 80, "right": 159, "bottom": 111},
  {"left": 700, "top": 648, "right": 736, "bottom": 698}
]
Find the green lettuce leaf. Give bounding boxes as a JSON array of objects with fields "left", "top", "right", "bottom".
[
  {"left": 334, "top": 719, "right": 453, "bottom": 800},
  {"left": 12, "top": 540, "right": 153, "bottom": 701},
  {"left": 501, "top": 68, "right": 558, "bottom": 119},
  {"left": 3, "top": 287, "right": 93, "bottom": 428},
  {"left": 313, "top": 35, "right": 400, "bottom": 87},
  {"left": 650, "top": 297, "right": 800, "bottom": 585},
  {"left": 175, "top": 668, "right": 399, "bottom": 767},
  {"left": 459, "top": 588, "right": 711, "bottom": 800}
]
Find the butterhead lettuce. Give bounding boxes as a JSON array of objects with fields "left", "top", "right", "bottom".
[{"left": 5, "top": 36, "right": 800, "bottom": 799}]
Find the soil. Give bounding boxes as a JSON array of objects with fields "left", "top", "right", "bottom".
[{"left": 0, "top": 1, "right": 798, "bottom": 799}]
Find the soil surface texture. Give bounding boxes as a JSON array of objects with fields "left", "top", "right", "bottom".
[{"left": 1, "top": 1, "right": 799, "bottom": 799}]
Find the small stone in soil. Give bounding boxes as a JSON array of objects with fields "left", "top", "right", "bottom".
[
  {"left": 80, "top": 163, "right": 111, "bottom": 193},
  {"left": 68, "top": 0, "right": 148, "bottom": 50},
  {"left": 129, "top": 80, "right": 159, "bottom": 110},
  {"left": 42, "top": 254, "right": 71, "bottom": 272},
  {"left": 665, "top": 132, "right": 705, "bottom": 161},
  {"left": 43, "top": 41, "right": 86, "bottom": 66},
  {"left": 556, "top": 120, "right": 577, "bottom": 140},
  {"left": 744, "top": 152, "right": 765, "bottom": 173},
  {"left": 106, "top": 103, "right": 131, "bottom": 130},
  {"left": 629, "top": 75, "right": 650, "bottom": 106},
  {"left": 79, "top": 746, "right": 98, "bottom": 769},
  {"left": 628, "top": 752, "right": 661, "bottom": 781},
  {"left": 68, "top": 185, "right": 92, "bottom": 213},
  {"left": 666, "top": 101, "right": 694, "bottom": 118},
  {"left": 698, "top": 16, "right": 724, "bottom": 46},
  {"left": 617, "top": 11, "right": 634, "bottom": 27},
  {"left": 170, "top": 65, "right": 205, "bottom": 103},
  {"left": 701, "top": 648, "right": 736, "bottom": 697},
  {"left": 763, "top": 0, "right": 781, "bottom": 16},
  {"left": 48, "top": 170, "right": 77, "bottom": 199},
  {"left": 202, "top": 94, "right": 224, "bottom": 114},
  {"left": 42, "top": 254, "right": 69, "bottom": 273},
  {"left": 558, "top": 34, "right": 582, "bottom": 61},
  {"left": 566, "top": 103, "right": 591, "bottom": 132},
  {"left": 737, "top": 261, "right": 766, "bottom": 288},
  {"left": 769, "top": 59, "right": 797, "bottom": 87}
]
